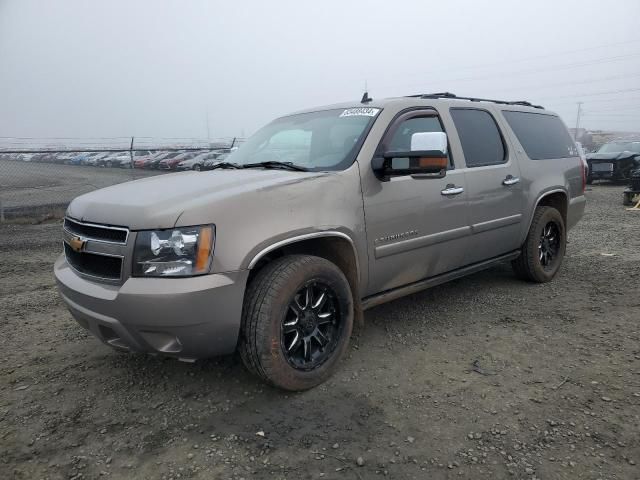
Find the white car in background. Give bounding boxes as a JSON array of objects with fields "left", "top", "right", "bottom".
[{"left": 98, "top": 151, "right": 132, "bottom": 168}]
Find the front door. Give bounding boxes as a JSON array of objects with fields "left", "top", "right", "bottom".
[
  {"left": 361, "top": 109, "right": 471, "bottom": 295},
  {"left": 448, "top": 107, "right": 524, "bottom": 265}
]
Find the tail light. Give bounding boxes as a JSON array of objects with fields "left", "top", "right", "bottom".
[{"left": 580, "top": 159, "right": 587, "bottom": 193}]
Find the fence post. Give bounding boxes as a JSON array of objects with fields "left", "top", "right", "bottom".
[
  {"left": 129, "top": 136, "right": 135, "bottom": 178},
  {"left": 130, "top": 136, "right": 134, "bottom": 170}
]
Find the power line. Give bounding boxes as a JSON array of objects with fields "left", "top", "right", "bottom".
[
  {"left": 396, "top": 39, "right": 640, "bottom": 80},
  {"left": 393, "top": 53, "right": 640, "bottom": 92},
  {"left": 481, "top": 72, "right": 640, "bottom": 95},
  {"left": 582, "top": 107, "right": 640, "bottom": 113},
  {"left": 545, "top": 96, "right": 640, "bottom": 107},
  {"left": 535, "top": 87, "right": 640, "bottom": 101},
  {"left": 582, "top": 113, "right": 640, "bottom": 117}
]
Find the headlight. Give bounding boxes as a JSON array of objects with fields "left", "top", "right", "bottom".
[{"left": 133, "top": 225, "right": 214, "bottom": 277}]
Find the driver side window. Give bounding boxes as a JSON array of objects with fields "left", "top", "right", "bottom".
[{"left": 385, "top": 114, "right": 452, "bottom": 168}]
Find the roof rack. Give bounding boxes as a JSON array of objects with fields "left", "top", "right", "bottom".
[{"left": 407, "top": 92, "right": 544, "bottom": 110}]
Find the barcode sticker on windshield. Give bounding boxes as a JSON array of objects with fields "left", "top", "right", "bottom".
[{"left": 340, "top": 107, "right": 380, "bottom": 117}]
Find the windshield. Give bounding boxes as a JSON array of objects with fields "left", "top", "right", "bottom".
[
  {"left": 598, "top": 142, "right": 634, "bottom": 153},
  {"left": 225, "top": 108, "right": 380, "bottom": 171}
]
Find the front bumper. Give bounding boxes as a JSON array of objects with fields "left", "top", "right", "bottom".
[{"left": 54, "top": 254, "right": 248, "bottom": 359}]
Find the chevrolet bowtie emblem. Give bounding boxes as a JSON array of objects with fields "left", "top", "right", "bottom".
[{"left": 67, "top": 235, "right": 86, "bottom": 253}]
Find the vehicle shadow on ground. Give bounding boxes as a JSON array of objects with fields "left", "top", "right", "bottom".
[{"left": 112, "top": 262, "right": 517, "bottom": 387}]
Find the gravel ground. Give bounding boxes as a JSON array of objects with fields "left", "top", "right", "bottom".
[
  {"left": 1, "top": 185, "right": 639, "bottom": 480},
  {"left": 0, "top": 160, "right": 162, "bottom": 211}
]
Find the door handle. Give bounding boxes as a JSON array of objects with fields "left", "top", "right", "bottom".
[
  {"left": 441, "top": 185, "right": 464, "bottom": 196},
  {"left": 503, "top": 175, "right": 520, "bottom": 186}
]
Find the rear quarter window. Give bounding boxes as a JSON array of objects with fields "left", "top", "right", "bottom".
[{"left": 502, "top": 111, "right": 578, "bottom": 160}]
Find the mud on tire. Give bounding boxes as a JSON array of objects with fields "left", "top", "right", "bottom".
[
  {"left": 512, "top": 206, "right": 566, "bottom": 283},
  {"left": 238, "top": 255, "right": 354, "bottom": 391}
]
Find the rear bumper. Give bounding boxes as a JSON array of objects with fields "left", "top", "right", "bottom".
[
  {"left": 591, "top": 171, "right": 614, "bottom": 179},
  {"left": 54, "top": 255, "right": 248, "bottom": 359}
]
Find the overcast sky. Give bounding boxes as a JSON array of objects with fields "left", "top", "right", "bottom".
[{"left": 1, "top": 0, "right": 639, "bottom": 145}]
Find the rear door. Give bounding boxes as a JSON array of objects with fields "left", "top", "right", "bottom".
[
  {"left": 362, "top": 108, "right": 471, "bottom": 295},
  {"left": 448, "top": 107, "right": 524, "bottom": 265}
]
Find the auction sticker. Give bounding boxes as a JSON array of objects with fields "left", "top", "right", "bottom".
[{"left": 340, "top": 107, "right": 380, "bottom": 117}]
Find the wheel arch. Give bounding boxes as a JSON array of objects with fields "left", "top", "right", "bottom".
[
  {"left": 246, "top": 232, "right": 363, "bottom": 322},
  {"left": 526, "top": 189, "right": 568, "bottom": 236}
]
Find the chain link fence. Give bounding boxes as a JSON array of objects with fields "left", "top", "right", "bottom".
[{"left": 0, "top": 137, "right": 243, "bottom": 222}]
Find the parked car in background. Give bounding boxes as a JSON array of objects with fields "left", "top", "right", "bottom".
[
  {"left": 202, "top": 152, "right": 230, "bottom": 170},
  {"left": 56, "top": 151, "right": 80, "bottom": 164},
  {"left": 82, "top": 152, "right": 108, "bottom": 166},
  {"left": 176, "top": 151, "right": 218, "bottom": 171},
  {"left": 586, "top": 141, "right": 640, "bottom": 184},
  {"left": 56, "top": 93, "right": 586, "bottom": 390},
  {"left": 158, "top": 151, "right": 197, "bottom": 170},
  {"left": 32, "top": 152, "right": 57, "bottom": 163},
  {"left": 147, "top": 151, "right": 180, "bottom": 169},
  {"left": 131, "top": 150, "right": 153, "bottom": 168},
  {"left": 134, "top": 151, "right": 163, "bottom": 169},
  {"left": 68, "top": 152, "right": 89, "bottom": 165},
  {"left": 97, "top": 151, "right": 131, "bottom": 168}
]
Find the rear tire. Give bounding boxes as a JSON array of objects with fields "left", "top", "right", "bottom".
[
  {"left": 238, "top": 255, "right": 353, "bottom": 391},
  {"left": 194, "top": 164, "right": 201, "bottom": 171},
  {"left": 512, "top": 206, "right": 566, "bottom": 283}
]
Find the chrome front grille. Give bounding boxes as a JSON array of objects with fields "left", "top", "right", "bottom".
[
  {"left": 63, "top": 217, "right": 130, "bottom": 282},
  {"left": 64, "top": 217, "right": 128, "bottom": 244}
]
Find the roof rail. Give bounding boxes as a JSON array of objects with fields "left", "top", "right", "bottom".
[{"left": 407, "top": 92, "right": 544, "bottom": 110}]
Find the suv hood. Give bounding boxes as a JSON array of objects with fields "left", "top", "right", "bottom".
[{"left": 67, "top": 169, "right": 325, "bottom": 229}]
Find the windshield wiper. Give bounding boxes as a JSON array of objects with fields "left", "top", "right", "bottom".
[
  {"left": 208, "top": 161, "right": 242, "bottom": 170},
  {"left": 241, "top": 161, "right": 309, "bottom": 172}
]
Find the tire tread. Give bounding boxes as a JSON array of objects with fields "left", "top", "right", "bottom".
[
  {"left": 512, "top": 206, "right": 565, "bottom": 283},
  {"left": 238, "top": 255, "right": 351, "bottom": 389}
]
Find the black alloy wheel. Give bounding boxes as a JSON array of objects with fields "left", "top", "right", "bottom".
[
  {"left": 538, "top": 221, "right": 561, "bottom": 270},
  {"left": 281, "top": 281, "right": 342, "bottom": 371},
  {"left": 512, "top": 206, "right": 566, "bottom": 283},
  {"left": 239, "top": 255, "right": 354, "bottom": 391}
]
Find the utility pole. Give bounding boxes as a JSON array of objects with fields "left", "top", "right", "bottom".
[
  {"left": 205, "top": 109, "right": 211, "bottom": 141},
  {"left": 574, "top": 102, "right": 583, "bottom": 140}
]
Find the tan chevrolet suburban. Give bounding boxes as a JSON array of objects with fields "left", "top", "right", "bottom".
[{"left": 55, "top": 92, "right": 587, "bottom": 390}]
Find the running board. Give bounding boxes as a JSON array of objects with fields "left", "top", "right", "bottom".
[{"left": 361, "top": 250, "right": 521, "bottom": 310}]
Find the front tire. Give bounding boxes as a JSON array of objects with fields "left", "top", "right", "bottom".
[
  {"left": 238, "top": 255, "right": 353, "bottom": 391},
  {"left": 512, "top": 206, "right": 566, "bottom": 283}
]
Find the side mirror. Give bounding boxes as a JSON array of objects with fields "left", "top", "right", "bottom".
[{"left": 372, "top": 132, "right": 448, "bottom": 180}]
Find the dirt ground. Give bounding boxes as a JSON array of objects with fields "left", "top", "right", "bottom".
[
  {"left": 1, "top": 185, "right": 639, "bottom": 480},
  {"left": 0, "top": 160, "right": 161, "bottom": 212}
]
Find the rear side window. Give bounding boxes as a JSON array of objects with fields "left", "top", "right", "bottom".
[
  {"left": 502, "top": 111, "right": 577, "bottom": 159},
  {"left": 450, "top": 109, "right": 505, "bottom": 167}
]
